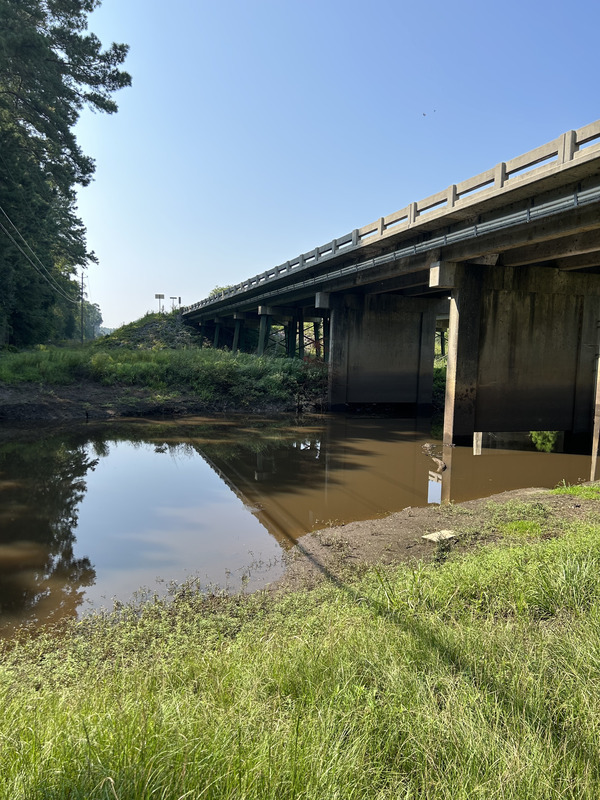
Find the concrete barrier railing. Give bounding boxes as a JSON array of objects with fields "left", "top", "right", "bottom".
[{"left": 184, "top": 120, "right": 600, "bottom": 313}]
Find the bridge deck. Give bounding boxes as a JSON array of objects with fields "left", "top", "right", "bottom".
[{"left": 184, "top": 120, "right": 600, "bottom": 320}]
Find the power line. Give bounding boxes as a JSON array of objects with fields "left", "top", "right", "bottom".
[
  {"left": 0, "top": 206, "right": 81, "bottom": 304},
  {"left": 0, "top": 201, "right": 80, "bottom": 299},
  {"left": 0, "top": 218, "right": 80, "bottom": 303}
]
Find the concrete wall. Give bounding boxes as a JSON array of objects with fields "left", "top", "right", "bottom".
[
  {"left": 445, "top": 265, "right": 600, "bottom": 442},
  {"left": 328, "top": 294, "right": 438, "bottom": 409}
]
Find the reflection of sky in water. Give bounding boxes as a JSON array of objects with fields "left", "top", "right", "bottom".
[
  {"left": 427, "top": 472, "right": 442, "bottom": 504},
  {"left": 75, "top": 442, "right": 284, "bottom": 609}
]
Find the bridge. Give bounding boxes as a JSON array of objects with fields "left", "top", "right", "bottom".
[{"left": 183, "top": 120, "right": 600, "bottom": 450}]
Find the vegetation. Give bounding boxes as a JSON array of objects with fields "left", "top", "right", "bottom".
[
  {"left": 94, "top": 311, "right": 205, "bottom": 350},
  {"left": 3, "top": 490, "right": 600, "bottom": 798},
  {"left": 0, "top": 314, "right": 329, "bottom": 410},
  {"left": 530, "top": 430, "right": 561, "bottom": 453},
  {"left": 0, "top": 0, "right": 130, "bottom": 346},
  {"left": 551, "top": 482, "right": 600, "bottom": 500}
]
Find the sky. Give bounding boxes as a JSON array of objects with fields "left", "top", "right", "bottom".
[{"left": 74, "top": 0, "right": 600, "bottom": 329}]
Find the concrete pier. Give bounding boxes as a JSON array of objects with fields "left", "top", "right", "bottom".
[
  {"left": 444, "top": 265, "right": 600, "bottom": 445},
  {"left": 328, "top": 294, "right": 440, "bottom": 411}
]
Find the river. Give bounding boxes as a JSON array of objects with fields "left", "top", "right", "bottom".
[{"left": 0, "top": 415, "right": 593, "bottom": 633}]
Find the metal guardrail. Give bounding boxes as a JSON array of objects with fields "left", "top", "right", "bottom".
[
  {"left": 183, "top": 120, "right": 600, "bottom": 315},
  {"left": 184, "top": 183, "right": 600, "bottom": 317}
]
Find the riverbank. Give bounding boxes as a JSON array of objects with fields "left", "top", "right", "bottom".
[
  {"left": 0, "top": 379, "right": 292, "bottom": 421},
  {"left": 276, "top": 483, "right": 600, "bottom": 592},
  {"left": 3, "top": 483, "right": 600, "bottom": 798},
  {"left": 0, "top": 346, "right": 328, "bottom": 421}
]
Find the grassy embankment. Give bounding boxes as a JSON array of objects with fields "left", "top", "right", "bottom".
[
  {"left": 0, "top": 313, "right": 328, "bottom": 411},
  {"left": 3, "top": 485, "right": 600, "bottom": 798}
]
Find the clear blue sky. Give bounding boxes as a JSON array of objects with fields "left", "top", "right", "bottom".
[{"left": 74, "top": 0, "right": 600, "bottom": 329}]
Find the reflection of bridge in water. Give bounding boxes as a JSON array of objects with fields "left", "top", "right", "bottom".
[
  {"left": 191, "top": 418, "right": 432, "bottom": 547},
  {"left": 188, "top": 419, "right": 593, "bottom": 548}
]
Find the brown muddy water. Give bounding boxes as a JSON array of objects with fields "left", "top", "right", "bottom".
[{"left": 0, "top": 415, "right": 594, "bottom": 633}]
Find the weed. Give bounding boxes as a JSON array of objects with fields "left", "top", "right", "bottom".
[
  {"left": 0, "top": 345, "right": 328, "bottom": 410},
  {"left": 551, "top": 482, "right": 600, "bottom": 500}
]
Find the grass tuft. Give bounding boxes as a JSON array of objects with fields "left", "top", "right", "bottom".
[{"left": 551, "top": 482, "right": 600, "bottom": 500}]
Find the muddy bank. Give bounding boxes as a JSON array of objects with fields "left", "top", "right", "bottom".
[
  {"left": 0, "top": 382, "right": 292, "bottom": 422},
  {"left": 278, "top": 486, "right": 598, "bottom": 592}
]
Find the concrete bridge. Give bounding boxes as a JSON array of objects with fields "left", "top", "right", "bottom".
[{"left": 183, "top": 120, "right": 600, "bottom": 449}]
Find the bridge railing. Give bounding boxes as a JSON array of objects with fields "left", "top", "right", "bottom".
[{"left": 184, "top": 120, "right": 600, "bottom": 313}]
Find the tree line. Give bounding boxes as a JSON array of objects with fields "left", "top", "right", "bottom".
[{"left": 0, "top": 0, "right": 130, "bottom": 346}]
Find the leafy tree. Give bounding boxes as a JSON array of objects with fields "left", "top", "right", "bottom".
[
  {"left": 208, "top": 284, "right": 235, "bottom": 298},
  {"left": 82, "top": 300, "right": 103, "bottom": 340},
  {"left": 0, "top": 0, "right": 131, "bottom": 346}
]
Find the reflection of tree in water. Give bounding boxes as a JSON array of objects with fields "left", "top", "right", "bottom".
[{"left": 0, "top": 437, "right": 98, "bottom": 632}]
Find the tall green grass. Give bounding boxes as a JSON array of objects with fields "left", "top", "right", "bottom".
[
  {"left": 0, "top": 347, "right": 327, "bottom": 408},
  {"left": 3, "top": 515, "right": 600, "bottom": 798}
]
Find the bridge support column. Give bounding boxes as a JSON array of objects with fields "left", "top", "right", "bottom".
[
  {"left": 313, "top": 321, "right": 321, "bottom": 358},
  {"left": 328, "top": 293, "right": 439, "bottom": 411},
  {"left": 257, "top": 309, "right": 271, "bottom": 356},
  {"left": 442, "top": 264, "right": 483, "bottom": 446},
  {"left": 443, "top": 264, "right": 600, "bottom": 445},
  {"left": 213, "top": 321, "right": 222, "bottom": 349},
  {"left": 232, "top": 312, "right": 247, "bottom": 354},
  {"left": 286, "top": 318, "right": 296, "bottom": 357},
  {"left": 297, "top": 309, "right": 305, "bottom": 359},
  {"left": 315, "top": 293, "right": 330, "bottom": 362},
  {"left": 323, "top": 316, "right": 330, "bottom": 363},
  {"left": 232, "top": 319, "right": 242, "bottom": 354}
]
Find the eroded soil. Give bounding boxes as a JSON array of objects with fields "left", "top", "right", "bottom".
[
  {"left": 277, "top": 487, "right": 599, "bottom": 592},
  {"left": 0, "top": 382, "right": 285, "bottom": 422}
]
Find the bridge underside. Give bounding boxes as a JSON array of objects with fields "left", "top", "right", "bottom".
[{"left": 184, "top": 125, "right": 600, "bottom": 448}]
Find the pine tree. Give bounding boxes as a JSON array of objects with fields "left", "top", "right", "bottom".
[{"left": 0, "top": 0, "right": 131, "bottom": 345}]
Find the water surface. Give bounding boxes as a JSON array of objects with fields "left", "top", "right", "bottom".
[{"left": 0, "top": 416, "right": 593, "bottom": 632}]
